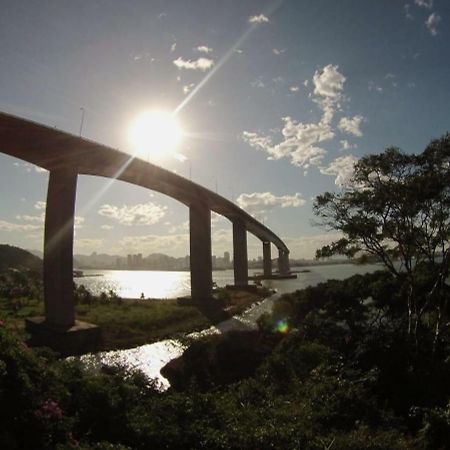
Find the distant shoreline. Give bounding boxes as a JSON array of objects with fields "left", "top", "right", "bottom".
[{"left": 75, "top": 260, "right": 364, "bottom": 272}]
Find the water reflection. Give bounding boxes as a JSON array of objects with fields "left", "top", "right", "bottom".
[
  {"left": 75, "top": 264, "right": 383, "bottom": 300},
  {"left": 75, "top": 263, "right": 383, "bottom": 390}
]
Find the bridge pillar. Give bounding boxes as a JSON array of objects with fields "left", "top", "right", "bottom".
[
  {"left": 25, "top": 169, "right": 100, "bottom": 356},
  {"left": 189, "top": 204, "right": 213, "bottom": 301},
  {"left": 233, "top": 220, "right": 248, "bottom": 286},
  {"left": 43, "top": 169, "right": 78, "bottom": 328},
  {"left": 278, "top": 248, "right": 290, "bottom": 275},
  {"left": 263, "top": 241, "right": 272, "bottom": 277}
]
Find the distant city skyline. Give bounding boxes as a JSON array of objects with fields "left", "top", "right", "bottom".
[{"left": 1, "top": 0, "right": 449, "bottom": 259}]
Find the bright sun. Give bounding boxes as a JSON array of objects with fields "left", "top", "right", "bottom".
[{"left": 128, "top": 110, "right": 183, "bottom": 159}]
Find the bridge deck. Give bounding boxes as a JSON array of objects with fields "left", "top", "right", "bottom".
[{"left": 0, "top": 111, "right": 288, "bottom": 251}]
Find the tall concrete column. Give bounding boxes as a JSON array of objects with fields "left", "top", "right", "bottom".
[
  {"left": 233, "top": 220, "right": 248, "bottom": 286},
  {"left": 278, "top": 248, "right": 290, "bottom": 275},
  {"left": 43, "top": 169, "right": 78, "bottom": 329},
  {"left": 263, "top": 241, "right": 272, "bottom": 277},
  {"left": 189, "top": 203, "right": 212, "bottom": 301}
]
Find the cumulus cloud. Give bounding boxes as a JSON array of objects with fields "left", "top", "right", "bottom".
[
  {"left": 249, "top": 14, "right": 269, "bottom": 24},
  {"left": 237, "top": 192, "right": 305, "bottom": 220},
  {"left": 320, "top": 155, "right": 359, "bottom": 187},
  {"left": 425, "top": 12, "right": 441, "bottom": 36},
  {"left": 273, "top": 48, "right": 286, "bottom": 55},
  {"left": 243, "top": 64, "right": 364, "bottom": 178},
  {"left": 340, "top": 140, "right": 356, "bottom": 151},
  {"left": 183, "top": 83, "right": 195, "bottom": 94},
  {"left": 196, "top": 45, "right": 213, "bottom": 53},
  {"left": 34, "top": 201, "right": 46, "bottom": 210},
  {"left": 250, "top": 77, "right": 265, "bottom": 88},
  {"left": 415, "top": 0, "right": 433, "bottom": 8},
  {"left": 0, "top": 219, "right": 40, "bottom": 232},
  {"left": 98, "top": 202, "right": 167, "bottom": 226},
  {"left": 289, "top": 85, "right": 300, "bottom": 93},
  {"left": 15, "top": 213, "right": 83, "bottom": 229},
  {"left": 243, "top": 115, "right": 333, "bottom": 168},
  {"left": 16, "top": 213, "right": 45, "bottom": 223},
  {"left": 173, "top": 57, "right": 214, "bottom": 71},
  {"left": 338, "top": 115, "right": 364, "bottom": 137},
  {"left": 368, "top": 81, "right": 383, "bottom": 93},
  {"left": 13, "top": 162, "right": 47, "bottom": 174},
  {"left": 404, "top": 4, "right": 414, "bottom": 19},
  {"left": 313, "top": 64, "right": 346, "bottom": 100}
]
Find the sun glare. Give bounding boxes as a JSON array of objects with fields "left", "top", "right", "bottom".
[{"left": 128, "top": 110, "right": 182, "bottom": 160}]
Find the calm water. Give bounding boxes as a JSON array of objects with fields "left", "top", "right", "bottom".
[
  {"left": 75, "top": 263, "right": 383, "bottom": 299},
  {"left": 75, "top": 263, "right": 383, "bottom": 389}
]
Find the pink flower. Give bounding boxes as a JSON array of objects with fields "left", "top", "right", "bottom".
[{"left": 34, "top": 399, "right": 64, "bottom": 421}]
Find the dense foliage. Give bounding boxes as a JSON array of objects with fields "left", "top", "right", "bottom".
[
  {"left": 314, "top": 135, "right": 450, "bottom": 346},
  {"left": 1, "top": 271, "right": 449, "bottom": 449}
]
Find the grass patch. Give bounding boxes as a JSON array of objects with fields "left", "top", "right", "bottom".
[{"left": 0, "top": 287, "right": 270, "bottom": 351}]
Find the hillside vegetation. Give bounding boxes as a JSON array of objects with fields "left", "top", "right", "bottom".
[{"left": 0, "top": 244, "right": 42, "bottom": 273}]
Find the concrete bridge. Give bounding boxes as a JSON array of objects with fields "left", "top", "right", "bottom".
[{"left": 0, "top": 111, "right": 290, "bottom": 350}]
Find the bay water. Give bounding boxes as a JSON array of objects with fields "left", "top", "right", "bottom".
[{"left": 75, "top": 263, "right": 382, "bottom": 389}]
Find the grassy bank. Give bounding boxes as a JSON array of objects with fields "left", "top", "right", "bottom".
[{"left": 1, "top": 287, "right": 271, "bottom": 351}]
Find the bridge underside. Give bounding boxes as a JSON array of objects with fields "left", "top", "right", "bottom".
[{"left": 0, "top": 112, "right": 292, "bottom": 354}]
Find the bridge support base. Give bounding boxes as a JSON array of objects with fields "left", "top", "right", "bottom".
[{"left": 25, "top": 316, "right": 101, "bottom": 357}]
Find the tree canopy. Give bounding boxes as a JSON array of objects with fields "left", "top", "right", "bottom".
[{"left": 314, "top": 134, "right": 450, "bottom": 346}]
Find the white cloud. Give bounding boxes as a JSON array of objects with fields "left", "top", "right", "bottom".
[
  {"left": 404, "top": 4, "right": 414, "bottom": 20},
  {"left": 98, "top": 202, "right": 167, "bottom": 226},
  {"left": 340, "top": 140, "right": 356, "bottom": 151},
  {"left": 289, "top": 85, "right": 300, "bottom": 93},
  {"left": 368, "top": 81, "right": 383, "bottom": 93},
  {"left": 237, "top": 192, "right": 305, "bottom": 220},
  {"left": 425, "top": 12, "right": 441, "bottom": 36},
  {"left": 320, "top": 155, "right": 359, "bottom": 187},
  {"left": 273, "top": 48, "right": 286, "bottom": 55},
  {"left": 183, "top": 83, "right": 195, "bottom": 94},
  {"left": 13, "top": 162, "right": 48, "bottom": 174},
  {"left": 14, "top": 213, "right": 83, "bottom": 229},
  {"left": 168, "top": 220, "right": 189, "bottom": 234},
  {"left": 170, "top": 42, "right": 177, "bottom": 53},
  {"left": 415, "top": 0, "right": 433, "bottom": 8},
  {"left": 173, "top": 57, "right": 214, "bottom": 71},
  {"left": 0, "top": 219, "right": 40, "bottom": 232},
  {"left": 243, "top": 64, "right": 365, "bottom": 180},
  {"left": 16, "top": 213, "right": 45, "bottom": 223},
  {"left": 249, "top": 14, "right": 269, "bottom": 24},
  {"left": 243, "top": 115, "right": 333, "bottom": 168},
  {"left": 34, "top": 201, "right": 46, "bottom": 210},
  {"left": 196, "top": 45, "right": 213, "bottom": 53},
  {"left": 101, "top": 224, "right": 114, "bottom": 230},
  {"left": 250, "top": 77, "right": 265, "bottom": 88},
  {"left": 338, "top": 115, "right": 364, "bottom": 137},
  {"left": 242, "top": 131, "right": 273, "bottom": 150},
  {"left": 313, "top": 64, "right": 346, "bottom": 100}
]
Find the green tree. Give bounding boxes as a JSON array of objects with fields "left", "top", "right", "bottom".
[{"left": 313, "top": 134, "right": 450, "bottom": 347}]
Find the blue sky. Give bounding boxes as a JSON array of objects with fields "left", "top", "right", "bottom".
[{"left": 1, "top": 0, "right": 449, "bottom": 259}]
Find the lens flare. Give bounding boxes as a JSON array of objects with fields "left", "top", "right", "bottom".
[{"left": 275, "top": 319, "right": 290, "bottom": 334}]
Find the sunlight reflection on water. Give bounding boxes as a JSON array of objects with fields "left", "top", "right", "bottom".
[{"left": 74, "top": 264, "right": 383, "bottom": 390}]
